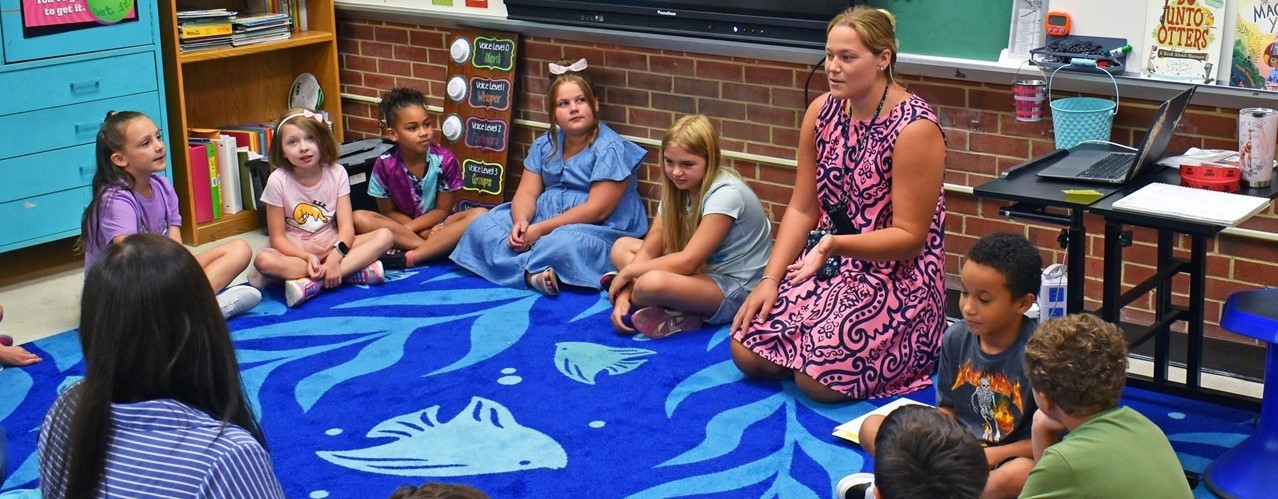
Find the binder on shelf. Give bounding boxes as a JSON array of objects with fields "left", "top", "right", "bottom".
[
  {"left": 214, "top": 135, "right": 242, "bottom": 214},
  {"left": 207, "top": 143, "right": 222, "bottom": 220},
  {"left": 219, "top": 128, "right": 260, "bottom": 156},
  {"left": 188, "top": 144, "right": 214, "bottom": 223},
  {"left": 236, "top": 147, "right": 264, "bottom": 211},
  {"left": 1111, "top": 182, "right": 1271, "bottom": 226}
]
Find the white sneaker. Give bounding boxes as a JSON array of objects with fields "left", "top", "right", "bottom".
[
  {"left": 836, "top": 473, "right": 875, "bottom": 499},
  {"left": 284, "top": 278, "right": 323, "bottom": 307},
  {"left": 217, "top": 285, "right": 262, "bottom": 319}
]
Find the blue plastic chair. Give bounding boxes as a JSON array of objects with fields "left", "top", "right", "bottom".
[{"left": 1206, "top": 288, "right": 1278, "bottom": 499}]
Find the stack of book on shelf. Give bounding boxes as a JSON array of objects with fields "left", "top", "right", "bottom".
[
  {"left": 232, "top": 12, "right": 292, "bottom": 47},
  {"left": 177, "top": 9, "right": 235, "bottom": 52},
  {"left": 245, "top": 0, "right": 307, "bottom": 32},
  {"left": 187, "top": 125, "right": 275, "bottom": 223}
]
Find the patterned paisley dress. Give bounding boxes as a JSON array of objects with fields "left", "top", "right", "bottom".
[{"left": 733, "top": 93, "right": 947, "bottom": 399}]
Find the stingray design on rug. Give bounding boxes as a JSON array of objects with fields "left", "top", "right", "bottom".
[{"left": 0, "top": 263, "right": 1259, "bottom": 498}]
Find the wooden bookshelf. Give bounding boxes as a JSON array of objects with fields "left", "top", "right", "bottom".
[{"left": 159, "top": 0, "right": 343, "bottom": 245}]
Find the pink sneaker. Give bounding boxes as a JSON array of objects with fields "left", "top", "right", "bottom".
[
  {"left": 631, "top": 307, "right": 704, "bottom": 339},
  {"left": 344, "top": 261, "right": 385, "bottom": 285},
  {"left": 284, "top": 278, "right": 323, "bottom": 307}
]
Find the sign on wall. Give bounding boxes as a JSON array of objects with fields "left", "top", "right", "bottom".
[
  {"left": 22, "top": 0, "right": 137, "bottom": 34},
  {"left": 442, "top": 29, "right": 518, "bottom": 209}
]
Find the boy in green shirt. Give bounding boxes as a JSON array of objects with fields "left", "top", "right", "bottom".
[{"left": 1021, "top": 314, "right": 1192, "bottom": 498}]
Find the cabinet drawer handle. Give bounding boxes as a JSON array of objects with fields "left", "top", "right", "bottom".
[
  {"left": 75, "top": 122, "right": 100, "bottom": 134},
  {"left": 80, "top": 164, "right": 95, "bottom": 178},
  {"left": 70, "top": 80, "right": 102, "bottom": 93}
]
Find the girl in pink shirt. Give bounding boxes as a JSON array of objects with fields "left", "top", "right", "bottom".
[{"left": 252, "top": 109, "right": 393, "bottom": 307}]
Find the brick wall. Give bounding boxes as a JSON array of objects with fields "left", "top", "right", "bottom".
[{"left": 336, "top": 18, "right": 1278, "bottom": 344}]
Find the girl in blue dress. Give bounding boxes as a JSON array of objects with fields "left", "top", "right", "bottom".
[{"left": 451, "top": 58, "right": 648, "bottom": 295}]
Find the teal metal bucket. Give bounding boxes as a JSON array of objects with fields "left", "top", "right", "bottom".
[{"left": 1048, "top": 65, "right": 1119, "bottom": 149}]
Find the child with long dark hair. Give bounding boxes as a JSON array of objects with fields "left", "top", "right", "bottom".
[
  {"left": 39, "top": 234, "right": 283, "bottom": 497},
  {"left": 80, "top": 111, "right": 261, "bottom": 318}
]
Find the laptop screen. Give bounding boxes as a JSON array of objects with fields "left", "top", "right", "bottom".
[{"left": 1127, "top": 86, "right": 1197, "bottom": 182}]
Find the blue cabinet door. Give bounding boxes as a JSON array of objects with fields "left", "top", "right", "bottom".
[{"left": 0, "top": 0, "right": 155, "bottom": 63}]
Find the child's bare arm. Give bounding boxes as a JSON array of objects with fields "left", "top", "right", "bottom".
[
  {"left": 608, "top": 221, "right": 664, "bottom": 301},
  {"left": 1030, "top": 409, "right": 1067, "bottom": 462},
  {"left": 621, "top": 214, "right": 732, "bottom": 278},
  {"left": 405, "top": 189, "right": 456, "bottom": 233},
  {"left": 265, "top": 204, "right": 310, "bottom": 259},
  {"left": 376, "top": 198, "right": 415, "bottom": 227},
  {"left": 984, "top": 438, "right": 1033, "bottom": 469}
]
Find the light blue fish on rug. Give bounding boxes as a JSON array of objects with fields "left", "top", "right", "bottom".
[
  {"left": 554, "top": 341, "right": 656, "bottom": 385},
  {"left": 317, "top": 397, "right": 566, "bottom": 477}
]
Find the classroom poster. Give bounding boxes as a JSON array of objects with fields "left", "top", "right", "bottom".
[
  {"left": 1142, "top": 0, "right": 1224, "bottom": 84},
  {"left": 22, "top": 0, "right": 137, "bottom": 30},
  {"left": 442, "top": 30, "right": 519, "bottom": 210},
  {"left": 1231, "top": 0, "right": 1278, "bottom": 89}
]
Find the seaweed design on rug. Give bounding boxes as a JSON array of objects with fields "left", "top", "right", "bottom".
[
  {"left": 624, "top": 355, "right": 884, "bottom": 498},
  {"left": 231, "top": 271, "right": 545, "bottom": 413}
]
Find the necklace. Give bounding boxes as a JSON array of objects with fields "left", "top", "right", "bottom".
[{"left": 843, "top": 81, "right": 891, "bottom": 166}]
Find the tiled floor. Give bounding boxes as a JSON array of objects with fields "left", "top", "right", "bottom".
[
  {"left": 0, "top": 230, "right": 1262, "bottom": 399},
  {"left": 0, "top": 231, "right": 268, "bottom": 346}
]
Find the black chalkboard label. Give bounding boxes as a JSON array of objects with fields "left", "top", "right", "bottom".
[
  {"left": 472, "top": 36, "right": 515, "bottom": 71},
  {"left": 462, "top": 158, "right": 504, "bottom": 195},
  {"left": 468, "top": 77, "right": 511, "bottom": 111},
  {"left": 464, "top": 117, "right": 508, "bottom": 152}
]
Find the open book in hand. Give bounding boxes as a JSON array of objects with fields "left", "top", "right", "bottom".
[{"left": 833, "top": 398, "right": 932, "bottom": 445}]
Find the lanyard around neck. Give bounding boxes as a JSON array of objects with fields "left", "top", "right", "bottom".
[{"left": 844, "top": 81, "right": 891, "bottom": 166}]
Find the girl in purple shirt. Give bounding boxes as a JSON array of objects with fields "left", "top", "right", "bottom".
[{"left": 80, "top": 111, "right": 261, "bottom": 319}]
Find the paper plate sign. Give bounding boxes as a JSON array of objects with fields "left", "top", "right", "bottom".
[
  {"left": 468, "top": 77, "right": 511, "bottom": 111},
  {"left": 464, "top": 118, "right": 508, "bottom": 152},
  {"left": 462, "top": 158, "right": 504, "bottom": 195},
  {"left": 471, "top": 36, "right": 515, "bottom": 71}
]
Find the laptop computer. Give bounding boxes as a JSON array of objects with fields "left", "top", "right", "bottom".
[{"left": 1037, "top": 86, "right": 1197, "bottom": 184}]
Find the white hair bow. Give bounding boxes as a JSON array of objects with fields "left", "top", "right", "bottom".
[
  {"left": 548, "top": 58, "right": 588, "bottom": 75},
  {"left": 277, "top": 109, "right": 325, "bottom": 133}
]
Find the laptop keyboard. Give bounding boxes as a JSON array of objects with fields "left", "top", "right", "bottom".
[{"left": 1077, "top": 153, "right": 1134, "bottom": 179}]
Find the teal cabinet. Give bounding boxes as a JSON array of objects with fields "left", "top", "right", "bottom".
[
  {"left": 0, "top": 0, "right": 157, "bottom": 62},
  {"left": 0, "top": 1, "right": 167, "bottom": 252}
]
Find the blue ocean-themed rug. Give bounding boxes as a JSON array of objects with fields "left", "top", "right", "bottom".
[{"left": 0, "top": 263, "right": 1261, "bottom": 498}]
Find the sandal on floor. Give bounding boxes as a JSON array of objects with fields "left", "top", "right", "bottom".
[
  {"left": 528, "top": 267, "right": 560, "bottom": 296},
  {"left": 599, "top": 271, "right": 618, "bottom": 290}
]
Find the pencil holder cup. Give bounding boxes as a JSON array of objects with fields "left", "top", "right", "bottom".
[
  {"left": 1048, "top": 64, "right": 1119, "bottom": 149},
  {"left": 1012, "top": 63, "right": 1047, "bottom": 122}
]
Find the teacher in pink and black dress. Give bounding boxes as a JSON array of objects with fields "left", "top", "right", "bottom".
[{"left": 730, "top": 6, "right": 948, "bottom": 403}]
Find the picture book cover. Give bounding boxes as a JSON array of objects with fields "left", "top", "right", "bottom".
[
  {"left": 1231, "top": 0, "right": 1278, "bottom": 89},
  {"left": 1143, "top": 0, "right": 1225, "bottom": 84}
]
